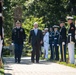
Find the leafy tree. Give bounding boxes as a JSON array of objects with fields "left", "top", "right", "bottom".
[
  {"left": 3, "top": 0, "right": 26, "bottom": 42},
  {"left": 25, "top": 0, "right": 67, "bottom": 27},
  {"left": 23, "top": 16, "right": 44, "bottom": 34},
  {"left": 3, "top": 0, "right": 76, "bottom": 45},
  {"left": 22, "top": 15, "right": 45, "bottom": 48}
]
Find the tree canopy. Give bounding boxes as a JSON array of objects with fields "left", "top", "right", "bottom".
[{"left": 3, "top": 0, "right": 76, "bottom": 44}]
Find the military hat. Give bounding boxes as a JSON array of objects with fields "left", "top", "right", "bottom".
[
  {"left": 0, "top": 13, "right": 2, "bottom": 17},
  {"left": 67, "top": 16, "right": 73, "bottom": 20},
  {"left": 53, "top": 25, "right": 59, "bottom": 28},
  {"left": 16, "top": 20, "right": 21, "bottom": 23},
  {"left": 44, "top": 28, "right": 48, "bottom": 30}
]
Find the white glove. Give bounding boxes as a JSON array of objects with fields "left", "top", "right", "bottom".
[
  {"left": 0, "top": 36, "right": 1, "bottom": 41},
  {"left": 57, "top": 44, "right": 59, "bottom": 46},
  {"left": 52, "top": 44, "right": 54, "bottom": 46},
  {"left": 23, "top": 42, "right": 26, "bottom": 44},
  {"left": 62, "top": 42, "right": 65, "bottom": 45},
  {"left": 11, "top": 43, "right": 14, "bottom": 45},
  {"left": 71, "top": 41, "right": 74, "bottom": 44}
]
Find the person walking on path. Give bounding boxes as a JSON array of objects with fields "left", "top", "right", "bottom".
[
  {"left": 29, "top": 22, "right": 43, "bottom": 63},
  {"left": 59, "top": 21, "right": 67, "bottom": 62},
  {"left": 12, "top": 20, "right": 26, "bottom": 63},
  {"left": 67, "top": 16, "right": 75, "bottom": 64}
]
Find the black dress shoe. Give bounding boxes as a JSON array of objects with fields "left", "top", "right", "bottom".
[
  {"left": 55, "top": 58, "right": 59, "bottom": 61},
  {"left": 36, "top": 61, "right": 39, "bottom": 63},
  {"left": 15, "top": 59, "right": 17, "bottom": 63},
  {"left": 50, "top": 58, "right": 54, "bottom": 60},
  {"left": 31, "top": 60, "right": 34, "bottom": 63},
  {"left": 18, "top": 61, "right": 20, "bottom": 63},
  {"left": 18, "top": 58, "right": 21, "bottom": 63}
]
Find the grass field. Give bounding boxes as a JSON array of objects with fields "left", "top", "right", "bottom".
[
  {"left": 57, "top": 54, "right": 76, "bottom": 68},
  {"left": 0, "top": 68, "right": 4, "bottom": 75},
  {"left": 0, "top": 63, "right": 4, "bottom": 75},
  {"left": 57, "top": 61, "right": 76, "bottom": 68}
]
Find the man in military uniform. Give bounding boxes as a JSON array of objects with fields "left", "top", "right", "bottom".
[
  {"left": 67, "top": 16, "right": 75, "bottom": 64},
  {"left": 43, "top": 28, "right": 49, "bottom": 60},
  {"left": 49, "top": 27, "right": 54, "bottom": 60},
  {"left": 59, "top": 21, "right": 67, "bottom": 62},
  {"left": 12, "top": 20, "right": 26, "bottom": 63},
  {"left": 52, "top": 25, "right": 59, "bottom": 60}
]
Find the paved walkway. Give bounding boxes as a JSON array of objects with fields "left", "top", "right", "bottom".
[{"left": 4, "top": 57, "right": 76, "bottom": 75}]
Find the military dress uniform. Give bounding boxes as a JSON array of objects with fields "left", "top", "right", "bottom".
[
  {"left": 0, "top": 1, "right": 3, "bottom": 59},
  {"left": 49, "top": 31, "right": 54, "bottom": 60},
  {"left": 52, "top": 25, "right": 59, "bottom": 60},
  {"left": 59, "top": 26, "right": 67, "bottom": 62},
  {"left": 43, "top": 31, "right": 49, "bottom": 59},
  {"left": 12, "top": 27, "right": 26, "bottom": 63},
  {"left": 67, "top": 22, "right": 75, "bottom": 64}
]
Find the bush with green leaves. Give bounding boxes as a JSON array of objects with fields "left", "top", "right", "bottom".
[{"left": 22, "top": 15, "right": 45, "bottom": 49}]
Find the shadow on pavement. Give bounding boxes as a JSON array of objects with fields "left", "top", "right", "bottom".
[
  {"left": 4, "top": 65, "right": 13, "bottom": 72},
  {"left": 39, "top": 60, "right": 52, "bottom": 65},
  {"left": 4, "top": 57, "right": 34, "bottom": 65},
  {"left": 5, "top": 73, "right": 12, "bottom": 75},
  {"left": 20, "top": 58, "right": 33, "bottom": 65},
  {"left": 3, "top": 57, "right": 52, "bottom": 65},
  {"left": 21, "top": 57, "right": 52, "bottom": 65}
]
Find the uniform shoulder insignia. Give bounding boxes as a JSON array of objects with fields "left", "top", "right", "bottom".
[
  {"left": 14, "top": 29, "right": 16, "bottom": 32},
  {"left": 20, "top": 29, "right": 23, "bottom": 32}
]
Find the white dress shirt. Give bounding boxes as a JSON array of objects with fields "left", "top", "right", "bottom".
[{"left": 34, "top": 28, "right": 38, "bottom": 35}]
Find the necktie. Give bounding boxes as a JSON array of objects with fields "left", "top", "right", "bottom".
[{"left": 34, "top": 29, "right": 38, "bottom": 35}]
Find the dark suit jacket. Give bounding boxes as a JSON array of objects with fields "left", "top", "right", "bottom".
[
  {"left": 29, "top": 29, "right": 43, "bottom": 46},
  {"left": 12, "top": 27, "right": 26, "bottom": 44},
  {"left": 59, "top": 26, "right": 67, "bottom": 44},
  {"left": 67, "top": 23, "right": 75, "bottom": 43}
]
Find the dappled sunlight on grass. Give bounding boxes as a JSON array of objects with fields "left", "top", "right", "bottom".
[
  {"left": 57, "top": 61, "right": 76, "bottom": 68},
  {"left": 0, "top": 63, "right": 4, "bottom": 75}
]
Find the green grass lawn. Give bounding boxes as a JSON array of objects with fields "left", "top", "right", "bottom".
[
  {"left": 0, "top": 68, "right": 4, "bottom": 75},
  {"left": 57, "top": 61, "right": 76, "bottom": 68},
  {"left": 57, "top": 54, "right": 76, "bottom": 68},
  {"left": 0, "top": 63, "right": 4, "bottom": 75}
]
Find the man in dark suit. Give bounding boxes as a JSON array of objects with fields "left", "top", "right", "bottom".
[
  {"left": 59, "top": 22, "right": 67, "bottom": 62},
  {"left": 29, "top": 22, "right": 43, "bottom": 63}
]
